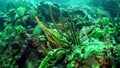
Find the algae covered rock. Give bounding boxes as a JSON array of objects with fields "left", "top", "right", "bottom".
[
  {"left": 17, "top": 6, "right": 26, "bottom": 16},
  {"left": 33, "top": 25, "right": 42, "bottom": 35},
  {"left": 89, "top": 28, "right": 104, "bottom": 39},
  {"left": 83, "top": 38, "right": 105, "bottom": 59}
]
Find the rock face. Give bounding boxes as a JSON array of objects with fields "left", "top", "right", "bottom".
[
  {"left": 88, "top": 0, "right": 120, "bottom": 17},
  {"left": 69, "top": 6, "right": 110, "bottom": 21},
  {"left": 38, "top": 1, "right": 60, "bottom": 22}
]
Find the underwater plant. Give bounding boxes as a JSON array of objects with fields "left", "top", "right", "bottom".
[
  {"left": 16, "top": 7, "right": 26, "bottom": 16},
  {"left": 114, "top": 44, "right": 120, "bottom": 64},
  {"left": 0, "top": 1, "right": 120, "bottom": 68},
  {"left": 89, "top": 27, "right": 104, "bottom": 39},
  {"left": 38, "top": 35, "right": 46, "bottom": 41},
  {"left": 35, "top": 15, "right": 108, "bottom": 68}
]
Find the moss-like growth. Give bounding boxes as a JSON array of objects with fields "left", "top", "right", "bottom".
[
  {"left": 38, "top": 35, "right": 46, "bottom": 41},
  {"left": 17, "top": 7, "right": 26, "bottom": 16},
  {"left": 83, "top": 38, "right": 105, "bottom": 59},
  {"left": 89, "top": 28, "right": 104, "bottom": 39},
  {"left": 114, "top": 44, "right": 120, "bottom": 63}
]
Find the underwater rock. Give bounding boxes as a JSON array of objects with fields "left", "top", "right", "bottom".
[
  {"left": 14, "top": 14, "right": 36, "bottom": 28},
  {"left": 33, "top": 25, "right": 42, "bottom": 35},
  {"left": 6, "top": 0, "right": 16, "bottom": 10},
  {"left": 83, "top": 38, "right": 105, "bottom": 59},
  {"left": 0, "top": 11, "right": 10, "bottom": 30},
  {"left": 88, "top": 0, "right": 120, "bottom": 17},
  {"left": 38, "top": 1, "right": 60, "bottom": 22},
  {"left": 16, "top": 7, "right": 26, "bottom": 16},
  {"left": 7, "top": 9, "right": 16, "bottom": 19},
  {"left": 71, "top": 6, "right": 110, "bottom": 21}
]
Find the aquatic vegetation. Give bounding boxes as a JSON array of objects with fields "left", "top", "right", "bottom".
[
  {"left": 35, "top": 16, "right": 77, "bottom": 67},
  {"left": 0, "top": 24, "right": 28, "bottom": 67},
  {"left": 14, "top": 25, "right": 26, "bottom": 35},
  {"left": 35, "top": 16, "right": 109, "bottom": 68},
  {"left": 100, "top": 17, "right": 110, "bottom": 26},
  {"left": 89, "top": 27, "right": 104, "bottom": 39},
  {"left": 83, "top": 38, "right": 105, "bottom": 59},
  {"left": 35, "top": 16, "right": 69, "bottom": 47},
  {"left": 16, "top": 7, "right": 26, "bottom": 16},
  {"left": 114, "top": 44, "right": 120, "bottom": 63},
  {"left": 0, "top": 0, "right": 120, "bottom": 68},
  {"left": 38, "top": 35, "right": 46, "bottom": 41},
  {"left": 39, "top": 48, "right": 68, "bottom": 68},
  {"left": 34, "top": 2, "right": 120, "bottom": 67}
]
